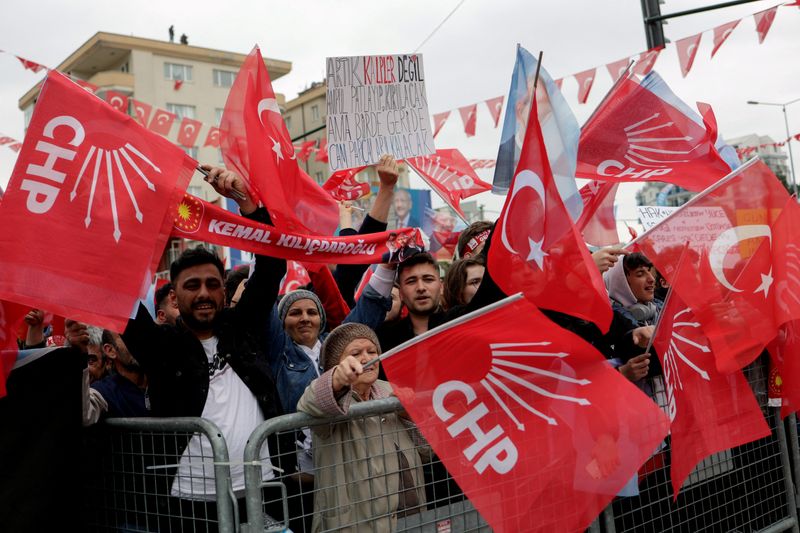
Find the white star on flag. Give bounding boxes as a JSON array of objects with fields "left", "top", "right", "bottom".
[
  {"left": 526, "top": 237, "right": 548, "bottom": 269},
  {"left": 754, "top": 271, "right": 774, "bottom": 298},
  {"left": 270, "top": 137, "right": 283, "bottom": 161}
]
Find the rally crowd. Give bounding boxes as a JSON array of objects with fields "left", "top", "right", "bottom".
[{"left": 12, "top": 154, "right": 668, "bottom": 532}]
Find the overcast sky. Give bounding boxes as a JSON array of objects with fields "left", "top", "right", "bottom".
[{"left": 0, "top": 0, "right": 797, "bottom": 230}]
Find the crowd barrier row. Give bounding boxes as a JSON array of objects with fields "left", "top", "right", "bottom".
[{"left": 82, "top": 358, "right": 800, "bottom": 532}]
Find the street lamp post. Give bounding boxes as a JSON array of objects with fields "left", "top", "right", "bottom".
[{"left": 747, "top": 97, "right": 800, "bottom": 197}]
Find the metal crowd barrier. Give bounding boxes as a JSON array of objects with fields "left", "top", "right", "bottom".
[{"left": 84, "top": 358, "right": 800, "bottom": 532}]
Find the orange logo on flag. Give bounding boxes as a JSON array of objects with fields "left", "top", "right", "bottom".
[{"left": 174, "top": 194, "right": 203, "bottom": 234}]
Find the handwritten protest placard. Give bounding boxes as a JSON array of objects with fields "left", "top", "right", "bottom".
[
  {"left": 325, "top": 54, "right": 435, "bottom": 170},
  {"left": 637, "top": 206, "right": 679, "bottom": 230}
]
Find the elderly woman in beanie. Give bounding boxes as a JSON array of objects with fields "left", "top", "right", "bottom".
[
  {"left": 267, "top": 263, "right": 397, "bottom": 415},
  {"left": 297, "top": 323, "right": 428, "bottom": 532}
]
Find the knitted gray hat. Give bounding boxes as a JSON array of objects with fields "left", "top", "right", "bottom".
[
  {"left": 277, "top": 289, "right": 327, "bottom": 334},
  {"left": 322, "top": 323, "right": 381, "bottom": 372}
]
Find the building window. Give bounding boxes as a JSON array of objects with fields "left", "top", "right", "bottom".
[
  {"left": 311, "top": 105, "right": 320, "bottom": 121},
  {"left": 181, "top": 146, "right": 199, "bottom": 159},
  {"left": 120, "top": 62, "right": 129, "bottom": 73},
  {"left": 284, "top": 115, "right": 292, "bottom": 130},
  {"left": 164, "top": 62, "right": 193, "bottom": 82},
  {"left": 213, "top": 69, "right": 236, "bottom": 88},
  {"left": 167, "top": 103, "right": 196, "bottom": 120}
]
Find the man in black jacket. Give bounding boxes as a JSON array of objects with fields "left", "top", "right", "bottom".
[{"left": 122, "top": 165, "right": 291, "bottom": 526}]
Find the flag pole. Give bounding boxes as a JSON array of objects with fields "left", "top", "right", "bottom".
[
  {"left": 362, "top": 293, "right": 525, "bottom": 369},
  {"left": 626, "top": 156, "right": 759, "bottom": 249}
]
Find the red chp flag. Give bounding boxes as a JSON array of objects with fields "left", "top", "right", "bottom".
[
  {"left": 322, "top": 167, "right": 370, "bottom": 201},
  {"left": 489, "top": 96, "right": 612, "bottom": 331},
  {"left": 576, "top": 180, "right": 620, "bottom": 247},
  {"left": 635, "top": 159, "right": 792, "bottom": 373},
  {"left": 406, "top": 149, "right": 492, "bottom": 219},
  {"left": 177, "top": 117, "right": 202, "bottom": 148},
  {"left": 577, "top": 72, "right": 731, "bottom": 190},
  {"left": 0, "top": 71, "right": 194, "bottom": 331},
  {"left": 652, "top": 253, "right": 770, "bottom": 496},
  {"left": 132, "top": 99, "right": 152, "bottom": 127},
  {"left": 382, "top": 295, "right": 670, "bottom": 533},
  {"left": 220, "top": 46, "right": 338, "bottom": 235},
  {"left": 148, "top": 109, "right": 177, "bottom": 136},
  {"left": 105, "top": 91, "right": 129, "bottom": 114}
]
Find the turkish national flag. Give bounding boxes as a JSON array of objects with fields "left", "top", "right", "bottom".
[
  {"left": 754, "top": 6, "right": 778, "bottom": 44},
  {"left": 606, "top": 58, "right": 630, "bottom": 83},
  {"left": 576, "top": 180, "right": 619, "bottom": 247},
  {"left": 406, "top": 149, "right": 492, "bottom": 219},
  {"left": 148, "top": 109, "right": 177, "bottom": 136},
  {"left": 105, "top": 91, "right": 129, "bottom": 114},
  {"left": 315, "top": 138, "right": 329, "bottom": 162},
  {"left": 488, "top": 96, "right": 612, "bottom": 331},
  {"left": 574, "top": 68, "right": 596, "bottom": 104},
  {"left": 635, "top": 159, "right": 791, "bottom": 373},
  {"left": 675, "top": 33, "right": 702, "bottom": 78},
  {"left": 382, "top": 295, "right": 670, "bottom": 533},
  {"left": 633, "top": 47, "right": 662, "bottom": 76},
  {"left": 71, "top": 77, "right": 99, "bottom": 94},
  {"left": 432, "top": 111, "right": 450, "bottom": 138},
  {"left": 16, "top": 56, "right": 46, "bottom": 73},
  {"left": 652, "top": 253, "right": 770, "bottom": 495},
  {"left": 322, "top": 167, "right": 370, "bottom": 201},
  {"left": 0, "top": 71, "right": 194, "bottom": 331},
  {"left": 296, "top": 140, "right": 315, "bottom": 161},
  {"left": 279, "top": 261, "right": 311, "bottom": 295},
  {"left": 220, "top": 46, "right": 338, "bottom": 235},
  {"left": 711, "top": 20, "right": 740, "bottom": 58},
  {"left": 485, "top": 96, "right": 504, "bottom": 127},
  {"left": 132, "top": 99, "right": 152, "bottom": 127},
  {"left": 7, "top": 143, "right": 22, "bottom": 153},
  {"left": 577, "top": 72, "right": 731, "bottom": 190},
  {"left": 458, "top": 104, "right": 477, "bottom": 137},
  {"left": 174, "top": 79, "right": 184, "bottom": 91},
  {"left": 177, "top": 117, "right": 202, "bottom": 147},
  {"left": 204, "top": 126, "right": 221, "bottom": 148}
]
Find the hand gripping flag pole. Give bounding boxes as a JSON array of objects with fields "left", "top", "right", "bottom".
[{"left": 196, "top": 165, "right": 248, "bottom": 201}]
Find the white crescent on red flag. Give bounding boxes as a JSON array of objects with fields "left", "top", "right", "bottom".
[
  {"left": 633, "top": 47, "right": 662, "bottom": 76},
  {"left": 754, "top": 6, "right": 778, "bottom": 44},
  {"left": 382, "top": 295, "right": 669, "bottom": 533},
  {"left": 484, "top": 96, "right": 504, "bottom": 127},
  {"left": 0, "top": 71, "right": 194, "bottom": 332},
  {"left": 711, "top": 20, "right": 740, "bottom": 58},
  {"left": 177, "top": 117, "right": 203, "bottom": 148},
  {"left": 406, "top": 148, "right": 491, "bottom": 218},
  {"left": 675, "top": 33, "right": 702, "bottom": 78},
  {"left": 220, "top": 46, "right": 338, "bottom": 235},
  {"left": 458, "top": 104, "right": 477, "bottom": 137},
  {"left": 432, "top": 111, "right": 450, "bottom": 138},
  {"left": 279, "top": 261, "right": 311, "bottom": 295},
  {"left": 605, "top": 58, "right": 630, "bottom": 83},
  {"left": 204, "top": 126, "right": 221, "bottom": 148},
  {"left": 574, "top": 68, "right": 596, "bottom": 104},
  {"left": 148, "top": 109, "right": 177, "bottom": 136},
  {"left": 652, "top": 251, "right": 770, "bottom": 496},
  {"left": 132, "top": 99, "right": 152, "bottom": 127},
  {"left": 104, "top": 91, "right": 129, "bottom": 114},
  {"left": 315, "top": 138, "right": 329, "bottom": 162}
]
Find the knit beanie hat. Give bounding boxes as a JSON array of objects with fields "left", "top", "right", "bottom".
[
  {"left": 277, "top": 289, "right": 327, "bottom": 334},
  {"left": 322, "top": 323, "right": 381, "bottom": 371}
]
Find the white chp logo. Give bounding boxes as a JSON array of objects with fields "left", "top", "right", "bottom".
[
  {"left": 432, "top": 341, "right": 590, "bottom": 475},
  {"left": 19, "top": 115, "right": 159, "bottom": 242},
  {"left": 597, "top": 112, "right": 697, "bottom": 180},
  {"left": 662, "top": 307, "right": 711, "bottom": 421},
  {"left": 410, "top": 155, "right": 476, "bottom": 191}
]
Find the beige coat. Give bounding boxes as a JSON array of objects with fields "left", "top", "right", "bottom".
[{"left": 297, "top": 370, "right": 429, "bottom": 533}]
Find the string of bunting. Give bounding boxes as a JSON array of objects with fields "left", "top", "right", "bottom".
[{"left": 431, "top": 1, "right": 795, "bottom": 138}]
